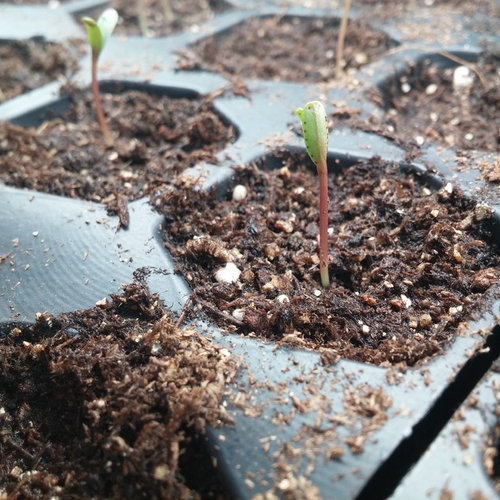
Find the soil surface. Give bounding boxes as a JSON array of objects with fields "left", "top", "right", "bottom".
[
  {"left": 154, "top": 154, "right": 500, "bottom": 366},
  {"left": 177, "top": 15, "right": 396, "bottom": 82},
  {"left": 0, "top": 278, "right": 237, "bottom": 498},
  {"left": 331, "top": 50, "right": 500, "bottom": 183},
  {"left": 0, "top": 85, "right": 235, "bottom": 225},
  {"left": 0, "top": 39, "right": 80, "bottom": 102},
  {"left": 372, "top": 51, "right": 500, "bottom": 156}
]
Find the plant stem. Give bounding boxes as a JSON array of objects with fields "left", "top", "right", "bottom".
[
  {"left": 336, "top": 0, "right": 352, "bottom": 79},
  {"left": 91, "top": 51, "right": 113, "bottom": 148},
  {"left": 161, "top": 0, "right": 175, "bottom": 22},
  {"left": 318, "top": 160, "right": 330, "bottom": 288},
  {"left": 137, "top": 0, "right": 150, "bottom": 36}
]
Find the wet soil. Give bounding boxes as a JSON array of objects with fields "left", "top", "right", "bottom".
[
  {"left": 154, "top": 154, "right": 500, "bottom": 366},
  {"left": 0, "top": 279, "right": 237, "bottom": 498},
  {"left": 177, "top": 15, "right": 396, "bottom": 82},
  {"left": 0, "top": 39, "right": 80, "bottom": 102},
  {"left": 0, "top": 85, "right": 236, "bottom": 224},
  {"left": 373, "top": 51, "right": 500, "bottom": 155},
  {"left": 84, "top": 0, "right": 229, "bottom": 38}
]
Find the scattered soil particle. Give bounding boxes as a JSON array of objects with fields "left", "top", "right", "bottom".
[
  {"left": 84, "top": 0, "right": 229, "bottom": 38},
  {"left": 177, "top": 15, "right": 396, "bottom": 82},
  {"left": 0, "top": 278, "right": 238, "bottom": 498},
  {"left": 484, "top": 378, "right": 500, "bottom": 494},
  {"left": 0, "top": 85, "right": 236, "bottom": 220},
  {"left": 154, "top": 154, "right": 500, "bottom": 366},
  {"left": 252, "top": 379, "right": 392, "bottom": 498},
  {"left": 0, "top": 39, "right": 79, "bottom": 102},
  {"left": 364, "top": 51, "right": 500, "bottom": 156}
]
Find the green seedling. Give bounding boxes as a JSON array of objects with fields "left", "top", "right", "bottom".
[
  {"left": 81, "top": 8, "right": 118, "bottom": 147},
  {"left": 296, "top": 101, "right": 330, "bottom": 288},
  {"left": 336, "top": 0, "right": 352, "bottom": 79}
]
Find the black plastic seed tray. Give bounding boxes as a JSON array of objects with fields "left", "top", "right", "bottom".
[
  {"left": 0, "top": 1, "right": 499, "bottom": 498},
  {"left": 390, "top": 348, "right": 500, "bottom": 499}
]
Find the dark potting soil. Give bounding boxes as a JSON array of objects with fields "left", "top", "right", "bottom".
[
  {"left": 84, "top": 0, "right": 229, "bottom": 39},
  {"left": 154, "top": 154, "right": 500, "bottom": 366},
  {"left": 373, "top": 51, "right": 500, "bottom": 156},
  {"left": 0, "top": 39, "right": 80, "bottom": 102},
  {"left": 177, "top": 15, "right": 396, "bottom": 82},
  {"left": 0, "top": 279, "right": 237, "bottom": 498},
  {"left": 0, "top": 86, "right": 235, "bottom": 224}
]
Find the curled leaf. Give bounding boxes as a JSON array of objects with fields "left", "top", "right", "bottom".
[
  {"left": 82, "top": 8, "right": 118, "bottom": 56},
  {"left": 296, "top": 101, "right": 329, "bottom": 172}
]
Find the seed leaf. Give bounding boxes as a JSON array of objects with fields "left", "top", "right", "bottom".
[
  {"left": 82, "top": 8, "right": 118, "bottom": 56},
  {"left": 296, "top": 101, "right": 329, "bottom": 172}
]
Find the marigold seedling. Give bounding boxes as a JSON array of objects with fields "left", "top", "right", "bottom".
[
  {"left": 81, "top": 8, "right": 118, "bottom": 147},
  {"left": 336, "top": 0, "right": 352, "bottom": 79},
  {"left": 296, "top": 101, "right": 330, "bottom": 288}
]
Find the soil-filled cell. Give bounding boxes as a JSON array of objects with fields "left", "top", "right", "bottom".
[
  {"left": 0, "top": 84, "right": 236, "bottom": 223},
  {"left": 153, "top": 152, "right": 500, "bottom": 366},
  {"left": 178, "top": 15, "right": 397, "bottom": 82},
  {"left": 376, "top": 52, "right": 499, "bottom": 155},
  {"left": 0, "top": 38, "right": 80, "bottom": 102}
]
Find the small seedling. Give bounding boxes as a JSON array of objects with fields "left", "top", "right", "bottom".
[
  {"left": 82, "top": 8, "right": 119, "bottom": 147},
  {"left": 296, "top": 101, "right": 330, "bottom": 288},
  {"left": 336, "top": 0, "right": 352, "bottom": 79}
]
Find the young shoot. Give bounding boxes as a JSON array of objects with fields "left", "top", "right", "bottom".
[
  {"left": 81, "top": 8, "right": 119, "bottom": 147},
  {"left": 336, "top": 0, "right": 352, "bottom": 79},
  {"left": 296, "top": 101, "right": 330, "bottom": 288}
]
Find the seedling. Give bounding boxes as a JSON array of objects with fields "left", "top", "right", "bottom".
[
  {"left": 81, "top": 8, "right": 118, "bottom": 147},
  {"left": 336, "top": 0, "right": 352, "bottom": 79},
  {"left": 296, "top": 101, "right": 330, "bottom": 288}
]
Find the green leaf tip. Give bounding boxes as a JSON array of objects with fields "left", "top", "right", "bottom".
[
  {"left": 82, "top": 8, "right": 118, "bottom": 55},
  {"left": 296, "top": 101, "right": 329, "bottom": 172}
]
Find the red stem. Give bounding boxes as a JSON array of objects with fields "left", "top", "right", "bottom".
[
  {"left": 318, "top": 162, "right": 330, "bottom": 288},
  {"left": 91, "top": 51, "right": 113, "bottom": 148}
]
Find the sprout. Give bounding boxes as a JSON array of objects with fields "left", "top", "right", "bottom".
[
  {"left": 81, "top": 8, "right": 118, "bottom": 147},
  {"left": 336, "top": 0, "right": 352, "bottom": 79},
  {"left": 296, "top": 101, "right": 330, "bottom": 288}
]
